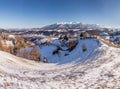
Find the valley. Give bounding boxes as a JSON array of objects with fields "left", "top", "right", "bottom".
[{"left": 0, "top": 23, "right": 120, "bottom": 89}]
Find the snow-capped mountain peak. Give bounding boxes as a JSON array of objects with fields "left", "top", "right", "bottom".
[
  {"left": 56, "top": 22, "right": 81, "bottom": 25},
  {"left": 42, "top": 22, "right": 102, "bottom": 30}
]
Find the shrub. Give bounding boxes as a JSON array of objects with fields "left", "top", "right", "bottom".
[
  {"left": 82, "top": 44, "right": 87, "bottom": 52},
  {"left": 43, "top": 57, "right": 48, "bottom": 63},
  {"left": 0, "top": 40, "right": 3, "bottom": 50},
  {"left": 53, "top": 49, "right": 60, "bottom": 55},
  {"left": 29, "top": 48, "right": 41, "bottom": 61},
  {"left": 59, "top": 35, "right": 63, "bottom": 40},
  {"left": 64, "top": 53, "right": 69, "bottom": 56},
  {"left": 3, "top": 46, "right": 11, "bottom": 53},
  {"left": 8, "top": 45, "right": 14, "bottom": 54},
  {"left": 68, "top": 41, "right": 77, "bottom": 51},
  {"left": 52, "top": 46, "right": 61, "bottom": 56},
  {"left": 64, "top": 35, "right": 68, "bottom": 41},
  {"left": 14, "top": 38, "right": 26, "bottom": 49},
  {"left": 80, "top": 33, "right": 84, "bottom": 39}
]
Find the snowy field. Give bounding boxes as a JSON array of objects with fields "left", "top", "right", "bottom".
[{"left": 0, "top": 39, "right": 120, "bottom": 89}]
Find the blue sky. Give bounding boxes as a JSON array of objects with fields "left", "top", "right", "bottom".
[{"left": 0, "top": 0, "right": 120, "bottom": 28}]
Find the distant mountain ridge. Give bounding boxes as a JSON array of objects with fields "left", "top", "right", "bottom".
[
  {"left": 0, "top": 28, "right": 8, "bottom": 32},
  {"left": 41, "top": 22, "right": 103, "bottom": 30}
]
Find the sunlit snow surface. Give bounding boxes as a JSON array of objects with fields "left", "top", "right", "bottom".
[{"left": 0, "top": 39, "right": 120, "bottom": 89}]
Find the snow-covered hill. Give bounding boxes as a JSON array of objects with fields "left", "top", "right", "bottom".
[
  {"left": 0, "top": 39, "right": 120, "bottom": 89},
  {"left": 39, "top": 39, "right": 100, "bottom": 64}
]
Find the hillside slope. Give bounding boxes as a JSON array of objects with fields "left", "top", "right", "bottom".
[
  {"left": 38, "top": 39, "right": 100, "bottom": 64},
  {"left": 0, "top": 39, "right": 120, "bottom": 89}
]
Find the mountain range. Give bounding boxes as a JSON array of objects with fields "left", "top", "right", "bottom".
[{"left": 41, "top": 22, "right": 106, "bottom": 30}]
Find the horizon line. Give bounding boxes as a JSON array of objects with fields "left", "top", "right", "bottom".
[{"left": 0, "top": 22, "right": 120, "bottom": 29}]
